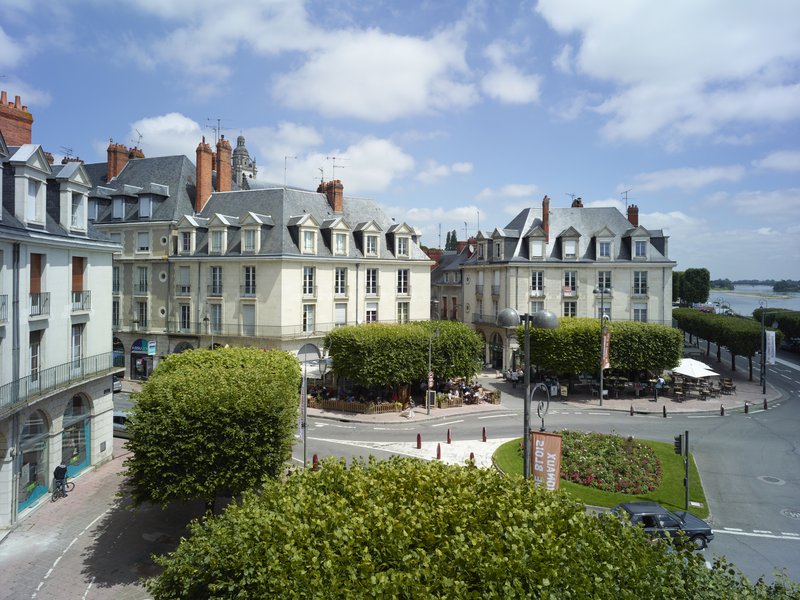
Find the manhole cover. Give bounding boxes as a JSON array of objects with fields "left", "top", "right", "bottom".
[
  {"left": 780, "top": 508, "right": 800, "bottom": 520},
  {"left": 758, "top": 475, "right": 785, "bottom": 485}
]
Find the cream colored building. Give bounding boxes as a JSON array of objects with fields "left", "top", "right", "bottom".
[
  {"left": 464, "top": 196, "right": 675, "bottom": 369},
  {"left": 0, "top": 108, "right": 117, "bottom": 529}
]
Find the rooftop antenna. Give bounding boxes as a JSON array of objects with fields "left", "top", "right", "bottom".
[
  {"left": 130, "top": 129, "right": 143, "bottom": 149},
  {"left": 284, "top": 155, "right": 297, "bottom": 188},
  {"left": 621, "top": 189, "right": 632, "bottom": 209},
  {"left": 205, "top": 118, "right": 232, "bottom": 145},
  {"left": 326, "top": 156, "right": 348, "bottom": 180},
  {"left": 565, "top": 192, "right": 576, "bottom": 203},
  {"left": 464, "top": 221, "right": 468, "bottom": 241},
  {"left": 59, "top": 146, "right": 74, "bottom": 159},
  {"left": 439, "top": 223, "right": 442, "bottom": 248},
  {"left": 318, "top": 166, "right": 324, "bottom": 185}
]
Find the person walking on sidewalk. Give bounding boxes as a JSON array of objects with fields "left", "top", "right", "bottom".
[
  {"left": 654, "top": 376, "right": 665, "bottom": 401},
  {"left": 510, "top": 369, "right": 519, "bottom": 388}
]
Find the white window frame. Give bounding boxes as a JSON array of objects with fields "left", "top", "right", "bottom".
[
  {"left": 530, "top": 300, "right": 544, "bottom": 313},
  {"left": 137, "top": 300, "right": 148, "bottom": 327},
  {"left": 210, "top": 303, "right": 222, "bottom": 333},
  {"left": 598, "top": 240, "right": 611, "bottom": 259},
  {"left": 88, "top": 198, "right": 98, "bottom": 221},
  {"left": 396, "top": 236, "right": 409, "bottom": 257},
  {"left": 112, "top": 266, "right": 120, "bottom": 294},
  {"left": 634, "top": 271, "right": 648, "bottom": 295},
  {"left": 563, "top": 301, "right": 577, "bottom": 317},
  {"left": 241, "top": 304, "right": 256, "bottom": 336},
  {"left": 302, "top": 266, "right": 315, "bottom": 296},
  {"left": 598, "top": 271, "right": 612, "bottom": 291},
  {"left": 366, "top": 235, "right": 379, "bottom": 257},
  {"left": 397, "top": 301, "right": 410, "bottom": 324},
  {"left": 302, "top": 230, "right": 317, "bottom": 254},
  {"left": 112, "top": 198, "right": 124, "bottom": 219},
  {"left": 334, "top": 303, "right": 347, "bottom": 327},
  {"left": 531, "top": 271, "right": 544, "bottom": 292},
  {"left": 71, "top": 192, "right": 85, "bottom": 229},
  {"left": 243, "top": 228, "right": 258, "bottom": 253},
  {"left": 26, "top": 178, "right": 42, "bottom": 222},
  {"left": 139, "top": 196, "right": 151, "bottom": 219},
  {"left": 564, "top": 239, "right": 577, "bottom": 259},
  {"left": 494, "top": 240, "right": 502, "bottom": 259},
  {"left": 365, "top": 302, "right": 378, "bottom": 323},
  {"left": 634, "top": 240, "right": 647, "bottom": 258},
  {"left": 366, "top": 268, "right": 378, "bottom": 295},
  {"left": 530, "top": 239, "right": 544, "bottom": 258},
  {"left": 334, "top": 232, "right": 348, "bottom": 256},
  {"left": 181, "top": 231, "right": 193, "bottom": 254},
  {"left": 210, "top": 266, "right": 223, "bottom": 295},
  {"left": 633, "top": 303, "right": 648, "bottom": 322},
  {"left": 334, "top": 267, "right": 347, "bottom": 296},
  {"left": 210, "top": 230, "right": 225, "bottom": 254},
  {"left": 136, "top": 231, "right": 150, "bottom": 253},
  {"left": 397, "top": 269, "right": 409, "bottom": 295},
  {"left": 179, "top": 304, "right": 191, "bottom": 332},
  {"left": 302, "top": 304, "right": 315, "bottom": 333}
]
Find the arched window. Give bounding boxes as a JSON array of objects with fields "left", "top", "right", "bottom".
[{"left": 62, "top": 395, "right": 91, "bottom": 475}]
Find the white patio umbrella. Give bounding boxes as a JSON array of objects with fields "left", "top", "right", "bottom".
[{"left": 672, "top": 357, "right": 719, "bottom": 379}]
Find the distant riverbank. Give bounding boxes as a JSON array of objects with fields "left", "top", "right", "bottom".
[{"left": 708, "top": 285, "right": 800, "bottom": 316}]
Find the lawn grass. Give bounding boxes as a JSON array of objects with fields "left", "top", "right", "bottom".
[{"left": 494, "top": 437, "right": 709, "bottom": 518}]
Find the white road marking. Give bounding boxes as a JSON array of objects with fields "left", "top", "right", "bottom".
[
  {"left": 478, "top": 413, "right": 517, "bottom": 419},
  {"left": 723, "top": 527, "right": 743, "bottom": 531},
  {"left": 588, "top": 412, "right": 611, "bottom": 416},
  {"left": 431, "top": 419, "right": 464, "bottom": 427},
  {"left": 753, "top": 529, "right": 772, "bottom": 534},
  {"left": 82, "top": 577, "right": 95, "bottom": 600},
  {"left": 716, "top": 530, "right": 800, "bottom": 541},
  {"left": 782, "top": 532, "right": 800, "bottom": 537}
]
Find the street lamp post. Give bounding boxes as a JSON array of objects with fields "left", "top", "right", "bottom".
[
  {"left": 593, "top": 286, "right": 611, "bottom": 406},
  {"left": 498, "top": 307, "right": 559, "bottom": 480},
  {"left": 301, "top": 356, "right": 329, "bottom": 468},
  {"left": 427, "top": 327, "right": 440, "bottom": 415}
]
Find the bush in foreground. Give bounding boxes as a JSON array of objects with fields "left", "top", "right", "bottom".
[{"left": 146, "top": 458, "right": 797, "bottom": 599}]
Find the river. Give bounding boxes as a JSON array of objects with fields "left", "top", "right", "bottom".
[{"left": 709, "top": 285, "right": 800, "bottom": 318}]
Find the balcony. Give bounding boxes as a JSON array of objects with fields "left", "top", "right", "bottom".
[
  {"left": 175, "top": 284, "right": 191, "bottom": 296},
  {"left": 529, "top": 287, "right": 545, "bottom": 298},
  {"left": 0, "top": 295, "right": 7, "bottom": 323},
  {"left": 241, "top": 284, "right": 257, "bottom": 298},
  {"left": 207, "top": 284, "right": 224, "bottom": 297},
  {"left": 71, "top": 290, "right": 91, "bottom": 312},
  {"left": 475, "top": 284, "right": 484, "bottom": 296},
  {"left": 0, "top": 352, "right": 117, "bottom": 415},
  {"left": 133, "top": 283, "right": 149, "bottom": 295},
  {"left": 30, "top": 292, "right": 50, "bottom": 317}
]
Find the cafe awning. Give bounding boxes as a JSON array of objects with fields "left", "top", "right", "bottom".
[{"left": 672, "top": 358, "right": 719, "bottom": 379}]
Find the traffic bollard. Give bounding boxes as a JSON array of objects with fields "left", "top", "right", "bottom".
[
  {"left": 482, "top": 427, "right": 487, "bottom": 442},
  {"left": 662, "top": 405, "right": 667, "bottom": 418},
  {"left": 630, "top": 405, "right": 634, "bottom": 416},
  {"left": 744, "top": 402, "right": 749, "bottom": 414},
  {"left": 720, "top": 404, "right": 725, "bottom": 416},
  {"left": 436, "top": 443, "right": 441, "bottom": 460},
  {"left": 416, "top": 433, "right": 421, "bottom": 449},
  {"left": 312, "top": 454, "right": 319, "bottom": 471},
  {"left": 763, "top": 398, "right": 768, "bottom": 410},
  {"left": 469, "top": 452, "right": 475, "bottom": 467},
  {"left": 447, "top": 428, "right": 452, "bottom": 444}
]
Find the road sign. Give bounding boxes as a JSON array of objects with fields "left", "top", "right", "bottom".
[
  {"left": 428, "top": 371, "right": 433, "bottom": 388},
  {"left": 147, "top": 341, "right": 156, "bottom": 356}
]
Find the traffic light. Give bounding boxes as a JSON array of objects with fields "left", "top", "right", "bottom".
[{"left": 674, "top": 434, "right": 683, "bottom": 455}]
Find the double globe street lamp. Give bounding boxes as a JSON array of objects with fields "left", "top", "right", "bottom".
[{"left": 497, "top": 307, "right": 560, "bottom": 480}]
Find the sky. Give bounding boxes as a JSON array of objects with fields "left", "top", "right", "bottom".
[{"left": 1, "top": 0, "right": 799, "bottom": 280}]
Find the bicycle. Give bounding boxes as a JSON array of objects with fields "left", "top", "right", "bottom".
[{"left": 51, "top": 477, "right": 75, "bottom": 502}]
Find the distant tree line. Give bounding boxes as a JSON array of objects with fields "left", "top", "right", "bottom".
[
  {"left": 709, "top": 279, "right": 800, "bottom": 292},
  {"left": 710, "top": 278, "right": 734, "bottom": 290}
]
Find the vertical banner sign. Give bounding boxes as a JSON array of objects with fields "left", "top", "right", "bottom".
[
  {"left": 531, "top": 431, "right": 563, "bottom": 490},
  {"left": 765, "top": 330, "right": 776, "bottom": 366},
  {"left": 601, "top": 330, "right": 611, "bottom": 370}
]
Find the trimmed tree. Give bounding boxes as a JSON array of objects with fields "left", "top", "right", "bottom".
[
  {"left": 324, "top": 321, "right": 483, "bottom": 390},
  {"left": 123, "top": 347, "right": 301, "bottom": 509},
  {"left": 682, "top": 268, "right": 711, "bottom": 305},
  {"left": 146, "top": 457, "right": 800, "bottom": 599}
]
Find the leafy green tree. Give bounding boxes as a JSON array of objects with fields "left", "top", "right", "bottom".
[
  {"left": 682, "top": 268, "right": 711, "bottom": 305},
  {"left": 672, "top": 271, "right": 684, "bottom": 304},
  {"left": 753, "top": 308, "right": 800, "bottom": 340},
  {"left": 146, "top": 457, "right": 800, "bottom": 599},
  {"left": 710, "top": 278, "right": 734, "bottom": 290},
  {"left": 519, "top": 318, "right": 682, "bottom": 376},
  {"left": 324, "top": 321, "right": 483, "bottom": 390},
  {"left": 123, "top": 347, "right": 301, "bottom": 509}
]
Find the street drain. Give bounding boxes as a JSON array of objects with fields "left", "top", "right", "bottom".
[{"left": 757, "top": 475, "right": 785, "bottom": 485}]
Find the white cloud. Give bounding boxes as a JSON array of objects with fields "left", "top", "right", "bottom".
[
  {"left": 416, "top": 160, "right": 473, "bottom": 184},
  {"left": 552, "top": 44, "right": 573, "bottom": 74},
  {"left": 127, "top": 113, "right": 203, "bottom": 158},
  {"left": 387, "top": 204, "right": 484, "bottom": 245},
  {"left": 622, "top": 165, "right": 745, "bottom": 193},
  {"left": 480, "top": 41, "right": 541, "bottom": 104},
  {"left": 475, "top": 183, "right": 538, "bottom": 201},
  {"left": 274, "top": 28, "right": 477, "bottom": 121},
  {"left": 728, "top": 188, "right": 800, "bottom": 221},
  {"left": 0, "top": 26, "right": 24, "bottom": 69},
  {"left": 753, "top": 150, "right": 800, "bottom": 172},
  {"left": 536, "top": 0, "right": 800, "bottom": 142}
]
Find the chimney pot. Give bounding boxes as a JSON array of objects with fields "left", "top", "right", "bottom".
[
  {"left": 542, "top": 195, "right": 550, "bottom": 243},
  {"left": 627, "top": 203, "right": 639, "bottom": 227}
]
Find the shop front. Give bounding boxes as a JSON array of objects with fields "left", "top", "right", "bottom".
[
  {"left": 131, "top": 338, "right": 154, "bottom": 380},
  {"left": 62, "top": 395, "right": 91, "bottom": 476},
  {"left": 17, "top": 410, "right": 49, "bottom": 512}
]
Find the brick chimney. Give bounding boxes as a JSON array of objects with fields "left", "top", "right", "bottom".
[
  {"left": 61, "top": 156, "right": 84, "bottom": 164},
  {"left": 128, "top": 147, "right": 145, "bottom": 159},
  {"left": 0, "top": 90, "right": 33, "bottom": 146},
  {"left": 542, "top": 195, "right": 550, "bottom": 243},
  {"left": 107, "top": 142, "right": 129, "bottom": 181},
  {"left": 215, "top": 135, "right": 232, "bottom": 192},
  {"left": 456, "top": 240, "right": 468, "bottom": 254},
  {"left": 317, "top": 179, "right": 344, "bottom": 212},
  {"left": 196, "top": 137, "right": 214, "bottom": 213},
  {"left": 571, "top": 197, "right": 583, "bottom": 208},
  {"left": 627, "top": 204, "right": 639, "bottom": 227}
]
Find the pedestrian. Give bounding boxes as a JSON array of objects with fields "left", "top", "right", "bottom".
[
  {"left": 654, "top": 376, "right": 665, "bottom": 401},
  {"left": 53, "top": 461, "right": 68, "bottom": 497},
  {"left": 510, "top": 369, "right": 518, "bottom": 388}
]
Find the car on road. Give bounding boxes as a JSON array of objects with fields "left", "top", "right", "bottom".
[
  {"left": 612, "top": 501, "right": 714, "bottom": 549},
  {"left": 112, "top": 375, "right": 122, "bottom": 393},
  {"left": 112, "top": 409, "right": 131, "bottom": 439}
]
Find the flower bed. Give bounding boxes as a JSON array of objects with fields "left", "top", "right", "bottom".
[
  {"left": 560, "top": 430, "right": 662, "bottom": 494},
  {"left": 436, "top": 394, "right": 463, "bottom": 409}
]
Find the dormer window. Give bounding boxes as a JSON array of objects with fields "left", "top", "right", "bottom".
[
  {"left": 112, "top": 198, "right": 124, "bottom": 219},
  {"left": 71, "top": 192, "right": 85, "bottom": 229},
  {"left": 494, "top": 241, "right": 502, "bottom": 259},
  {"left": 478, "top": 243, "right": 485, "bottom": 260},
  {"left": 26, "top": 179, "right": 42, "bottom": 222},
  {"left": 530, "top": 239, "right": 544, "bottom": 258},
  {"left": 366, "top": 234, "right": 379, "bottom": 257},
  {"left": 334, "top": 232, "right": 348, "bottom": 256},
  {"left": 302, "top": 230, "right": 317, "bottom": 254},
  {"left": 634, "top": 240, "right": 647, "bottom": 258},
  {"left": 88, "top": 199, "right": 98, "bottom": 221},
  {"left": 139, "top": 196, "right": 151, "bottom": 219},
  {"left": 396, "top": 236, "right": 409, "bottom": 257},
  {"left": 180, "top": 231, "right": 194, "bottom": 254},
  {"left": 598, "top": 240, "right": 611, "bottom": 259},
  {"left": 210, "top": 230, "right": 225, "bottom": 254},
  {"left": 564, "top": 240, "right": 577, "bottom": 259},
  {"left": 243, "top": 228, "right": 258, "bottom": 253}
]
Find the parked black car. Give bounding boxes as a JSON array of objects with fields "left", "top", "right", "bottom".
[{"left": 612, "top": 501, "right": 714, "bottom": 549}]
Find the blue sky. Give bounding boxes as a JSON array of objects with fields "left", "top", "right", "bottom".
[{"left": 2, "top": 0, "right": 799, "bottom": 280}]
